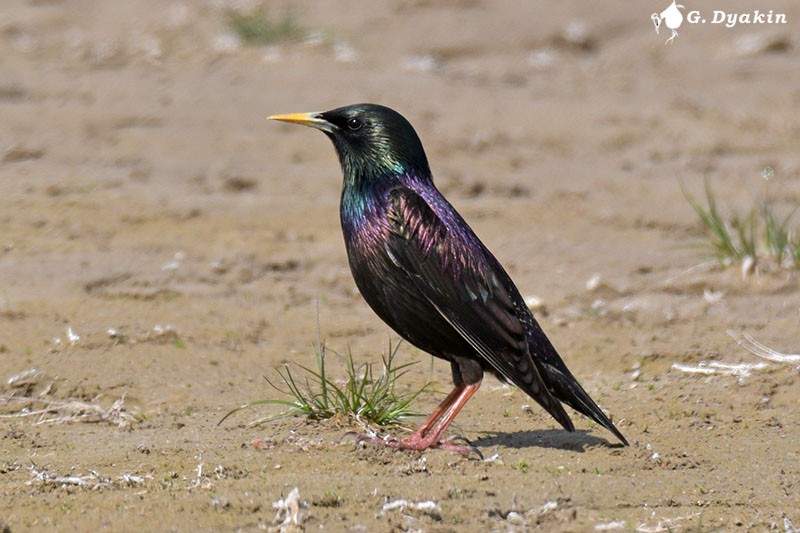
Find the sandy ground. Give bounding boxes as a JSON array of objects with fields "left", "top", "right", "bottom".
[{"left": 2, "top": 0, "right": 800, "bottom": 531}]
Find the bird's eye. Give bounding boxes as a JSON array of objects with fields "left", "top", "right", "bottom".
[{"left": 346, "top": 117, "right": 363, "bottom": 131}]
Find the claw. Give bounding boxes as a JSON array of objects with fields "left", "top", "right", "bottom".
[
  {"left": 340, "top": 431, "right": 360, "bottom": 443},
  {"left": 443, "top": 435, "right": 484, "bottom": 460}
]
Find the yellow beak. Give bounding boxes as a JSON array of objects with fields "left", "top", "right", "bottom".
[{"left": 267, "top": 112, "right": 334, "bottom": 133}]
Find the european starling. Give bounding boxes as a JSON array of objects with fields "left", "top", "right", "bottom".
[{"left": 269, "top": 104, "right": 628, "bottom": 455}]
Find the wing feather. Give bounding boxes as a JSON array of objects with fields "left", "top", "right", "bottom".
[{"left": 384, "top": 187, "right": 564, "bottom": 412}]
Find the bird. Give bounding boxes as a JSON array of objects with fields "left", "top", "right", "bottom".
[
  {"left": 269, "top": 104, "right": 628, "bottom": 455},
  {"left": 651, "top": 0, "right": 685, "bottom": 45}
]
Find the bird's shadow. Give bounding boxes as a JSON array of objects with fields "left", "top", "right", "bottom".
[{"left": 471, "top": 429, "right": 621, "bottom": 452}]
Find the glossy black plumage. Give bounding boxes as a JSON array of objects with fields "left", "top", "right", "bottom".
[{"left": 270, "top": 103, "right": 627, "bottom": 448}]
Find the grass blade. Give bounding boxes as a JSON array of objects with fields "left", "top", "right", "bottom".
[
  {"left": 682, "top": 175, "right": 800, "bottom": 271},
  {"left": 219, "top": 337, "right": 431, "bottom": 430}
]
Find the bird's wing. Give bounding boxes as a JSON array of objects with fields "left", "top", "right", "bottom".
[{"left": 384, "top": 187, "right": 569, "bottom": 423}]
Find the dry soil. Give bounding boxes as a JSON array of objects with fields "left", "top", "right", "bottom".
[{"left": 1, "top": 1, "right": 799, "bottom": 531}]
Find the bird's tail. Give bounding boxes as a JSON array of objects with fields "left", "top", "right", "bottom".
[
  {"left": 541, "top": 362, "right": 628, "bottom": 445},
  {"left": 531, "top": 332, "right": 629, "bottom": 445}
]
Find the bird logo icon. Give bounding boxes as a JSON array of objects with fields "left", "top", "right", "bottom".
[{"left": 651, "top": 0, "right": 686, "bottom": 44}]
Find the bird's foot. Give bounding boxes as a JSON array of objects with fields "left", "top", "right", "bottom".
[
  {"left": 344, "top": 432, "right": 482, "bottom": 458},
  {"left": 395, "top": 432, "right": 483, "bottom": 458}
]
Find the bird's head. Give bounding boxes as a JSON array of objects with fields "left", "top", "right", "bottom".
[{"left": 269, "top": 103, "right": 431, "bottom": 185}]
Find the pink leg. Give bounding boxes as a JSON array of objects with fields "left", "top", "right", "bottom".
[
  {"left": 398, "top": 380, "right": 481, "bottom": 455},
  {"left": 404, "top": 383, "right": 466, "bottom": 439},
  {"left": 355, "top": 379, "right": 482, "bottom": 457}
]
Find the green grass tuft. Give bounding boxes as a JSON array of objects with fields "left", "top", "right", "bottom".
[
  {"left": 225, "top": 4, "right": 301, "bottom": 46},
  {"left": 682, "top": 173, "right": 800, "bottom": 271},
  {"left": 219, "top": 338, "right": 431, "bottom": 429},
  {"left": 760, "top": 198, "right": 797, "bottom": 266}
]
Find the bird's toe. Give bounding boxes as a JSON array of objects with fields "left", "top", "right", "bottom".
[{"left": 440, "top": 435, "right": 483, "bottom": 459}]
